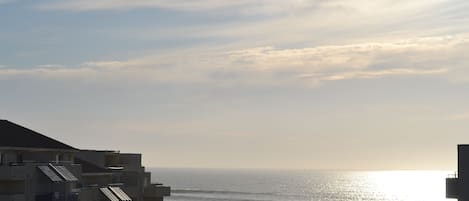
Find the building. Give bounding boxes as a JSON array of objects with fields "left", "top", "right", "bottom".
[
  {"left": 0, "top": 119, "right": 170, "bottom": 201},
  {"left": 447, "top": 144, "right": 469, "bottom": 201}
]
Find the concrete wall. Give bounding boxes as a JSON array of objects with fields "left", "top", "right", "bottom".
[
  {"left": 144, "top": 185, "right": 170, "bottom": 200},
  {"left": 0, "top": 180, "right": 25, "bottom": 194},
  {"left": 81, "top": 174, "right": 113, "bottom": 187},
  {"left": 78, "top": 187, "right": 101, "bottom": 201},
  {"left": 459, "top": 145, "right": 469, "bottom": 201},
  {"left": 120, "top": 154, "right": 145, "bottom": 201},
  {"left": 75, "top": 151, "right": 108, "bottom": 167},
  {"left": 120, "top": 154, "right": 142, "bottom": 170}
]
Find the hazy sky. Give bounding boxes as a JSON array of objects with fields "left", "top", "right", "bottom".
[{"left": 1, "top": 0, "right": 469, "bottom": 170}]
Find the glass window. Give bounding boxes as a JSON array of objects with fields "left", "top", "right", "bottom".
[
  {"left": 17, "top": 153, "right": 23, "bottom": 163},
  {"left": 0, "top": 151, "right": 3, "bottom": 165}
]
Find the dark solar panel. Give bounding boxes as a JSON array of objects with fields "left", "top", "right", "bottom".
[
  {"left": 109, "top": 187, "right": 132, "bottom": 201},
  {"left": 38, "top": 166, "right": 63, "bottom": 182},
  {"left": 100, "top": 188, "right": 120, "bottom": 201},
  {"left": 49, "top": 164, "right": 78, "bottom": 182}
]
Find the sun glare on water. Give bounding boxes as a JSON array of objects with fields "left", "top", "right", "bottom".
[{"left": 365, "top": 171, "right": 451, "bottom": 201}]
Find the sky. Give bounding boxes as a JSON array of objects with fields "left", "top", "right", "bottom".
[{"left": 1, "top": 0, "right": 469, "bottom": 170}]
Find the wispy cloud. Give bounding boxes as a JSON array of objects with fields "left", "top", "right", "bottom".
[
  {"left": 87, "top": 0, "right": 469, "bottom": 52},
  {"left": 38, "top": 0, "right": 357, "bottom": 13},
  {"left": 300, "top": 68, "right": 448, "bottom": 81},
  {"left": 36, "top": 64, "right": 65, "bottom": 68},
  {"left": 37, "top": 0, "right": 446, "bottom": 15},
  {"left": 1, "top": 35, "right": 465, "bottom": 86},
  {"left": 0, "top": 67, "right": 96, "bottom": 79},
  {"left": 38, "top": 0, "right": 258, "bottom": 12},
  {"left": 225, "top": 35, "right": 460, "bottom": 75}
]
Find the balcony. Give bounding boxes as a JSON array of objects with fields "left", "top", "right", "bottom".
[
  {"left": 0, "top": 194, "right": 26, "bottom": 201},
  {"left": 144, "top": 184, "right": 171, "bottom": 198},
  {"left": 446, "top": 173, "right": 459, "bottom": 199},
  {"left": 79, "top": 187, "right": 100, "bottom": 201},
  {"left": 35, "top": 193, "right": 79, "bottom": 201},
  {"left": 0, "top": 166, "right": 29, "bottom": 180}
]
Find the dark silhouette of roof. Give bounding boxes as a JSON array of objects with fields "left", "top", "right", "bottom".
[{"left": 0, "top": 120, "right": 77, "bottom": 150}]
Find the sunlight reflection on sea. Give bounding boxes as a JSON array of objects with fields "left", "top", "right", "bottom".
[{"left": 151, "top": 169, "right": 453, "bottom": 201}]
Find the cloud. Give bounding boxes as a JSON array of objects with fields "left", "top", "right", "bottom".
[
  {"left": 37, "top": 0, "right": 446, "bottom": 16},
  {"left": 1, "top": 35, "right": 466, "bottom": 86},
  {"left": 38, "top": 0, "right": 259, "bottom": 11},
  {"left": 38, "top": 0, "right": 361, "bottom": 13},
  {"left": 226, "top": 36, "right": 462, "bottom": 71},
  {"left": 0, "top": 67, "right": 96, "bottom": 78},
  {"left": 36, "top": 64, "right": 65, "bottom": 68},
  {"left": 300, "top": 68, "right": 448, "bottom": 81},
  {"left": 89, "top": 0, "right": 469, "bottom": 53}
]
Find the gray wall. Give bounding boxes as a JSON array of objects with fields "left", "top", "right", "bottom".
[{"left": 459, "top": 145, "right": 469, "bottom": 201}]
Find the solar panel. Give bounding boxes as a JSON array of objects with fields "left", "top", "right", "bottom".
[
  {"left": 38, "top": 166, "right": 63, "bottom": 182},
  {"left": 100, "top": 188, "right": 120, "bottom": 201},
  {"left": 49, "top": 164, "right": 78, "bottom": 182},
  {"left": 109, "top": 187, "right": 132, "bottom": 201}
]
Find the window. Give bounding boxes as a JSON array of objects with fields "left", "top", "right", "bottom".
[
  {"left": 16, "top": 153, "right": 23, "bottom": 164},
  {"left": 55, "top": 153, "right": 64, "bottom": 163},
  {"left": 0, "top": 151, "right": 3, "bottom": 165}
]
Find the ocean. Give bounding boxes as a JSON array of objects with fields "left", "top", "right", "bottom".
[{"left": 150, "top": 168, "right": 451, "bottom": 201}]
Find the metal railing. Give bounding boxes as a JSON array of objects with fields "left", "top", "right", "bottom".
[
  {"left": 447, "top": 172, "right": 458, "bottom": 178},
  {"left": 7, "top": 160, "right": 74, "bottom": 166}
]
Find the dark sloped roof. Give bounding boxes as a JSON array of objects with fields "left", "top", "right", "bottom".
[{"left": 0, "top": 120, "right": 77, "bottom": 150}]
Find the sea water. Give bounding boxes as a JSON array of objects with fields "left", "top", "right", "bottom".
[{"left": 150, "top": 168, "right": 452, "bottom": 201}]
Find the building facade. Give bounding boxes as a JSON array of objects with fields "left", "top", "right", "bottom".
[
  {"left": 447, "top": 144, "right": 469, "bottom": 201},
  {"left": 0, "top": 120, "right": 170, "bottom": 201}
]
